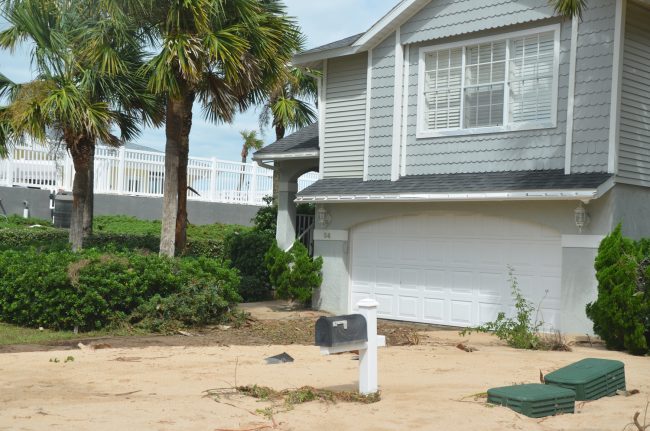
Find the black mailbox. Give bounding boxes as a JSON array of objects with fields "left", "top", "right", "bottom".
[{"left": 315, "top": 314, "right": 367, "bottom": 347}]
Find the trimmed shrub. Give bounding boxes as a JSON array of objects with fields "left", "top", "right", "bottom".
[
  {"left": 265, "top": 241, "right": 323, "bottom": 304},
  {"left": 225, "top": 229, "right": 275, "bottom": 302},
  {"left": 252, "top": 196, "right": 277, "bottom": 234},
  {"left": 0, "top": 249, "right": 240, "bottom": 331},
  {"left": 586, "top": 225, "right": 650, "bottom": 355}
]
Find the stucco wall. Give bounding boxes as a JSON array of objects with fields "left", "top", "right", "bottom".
[
  {"left": 610, "top": 183, "right": 650, "bottom": 239},
  {"left": 0, "top": 186, "right": 260, "bottom": 226}
]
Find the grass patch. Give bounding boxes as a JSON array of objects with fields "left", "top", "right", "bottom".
[{"left": 0, "top": 322, "right": 146, "bottom": 346}]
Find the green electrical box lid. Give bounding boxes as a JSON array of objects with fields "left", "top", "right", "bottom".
[
  {"left": 487, "top": 384, "right": 576, "bottom": 418},
  {"left": 544, "top": 358, "right": 626, "bottom": 401}
]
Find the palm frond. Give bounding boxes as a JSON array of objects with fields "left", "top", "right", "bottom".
[{"left": 550, "top": 0, "right": 587, "bottom": 19}]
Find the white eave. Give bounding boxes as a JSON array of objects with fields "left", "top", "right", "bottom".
[
  {"left": 296, "top": 179, "right": 615, "bottom": 203},
  {"left": 252, "top": 150, "right": 319, "bottom": 161},
  {"left": 293, "top": 0, "right": 428, "bottom": 65}
]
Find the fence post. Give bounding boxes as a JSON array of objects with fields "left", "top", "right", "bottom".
[
  {"left": 209, "top": 157, "right": 218, "bottom": 202},
  {"left": 249, "top": 162, "right": 258, "bottom": 205},
  {"left": 116, "top": 146, "right": 126, "bottom": 194},
  {"left": 4, "top": 152, "right": 14, "bottom": 187}
]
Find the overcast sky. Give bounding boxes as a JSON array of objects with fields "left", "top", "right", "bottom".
[{"left": 0, "top": 0, "right": 396, "bottom": 161}]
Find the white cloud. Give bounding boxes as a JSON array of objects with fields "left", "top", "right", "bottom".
[{"left": 0, "top": 1, "right": 398, "bottom": 160}]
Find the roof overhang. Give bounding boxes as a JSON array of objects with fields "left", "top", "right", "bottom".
[
  {"left": 252, "top": 150, "right": 319, "bottom": 162},
  {"left": 297, "top": 177, "right": 616, "bottom": 204}
]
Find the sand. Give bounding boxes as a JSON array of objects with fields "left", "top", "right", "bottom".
[{"left": 0, "top": 330, "right": 647, "bottom": 431}]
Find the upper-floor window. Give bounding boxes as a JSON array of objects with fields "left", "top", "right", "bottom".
[{"left": 417, "top": 25, "right": 560, "bottom": 139}]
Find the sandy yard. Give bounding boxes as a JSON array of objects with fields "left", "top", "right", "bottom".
[{"left": 0, "top": 303, "right": 648, "bottom": 430}]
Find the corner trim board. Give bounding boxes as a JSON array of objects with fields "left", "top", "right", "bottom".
[
  {"left": 400, "top": 44, "right": 410, "bottom": 177},
  {"left": 565, "top": 15, "right": 579, "bottom": 174},
  {"left": 318, "top": 59, "right": 327, "bottom": 180},
  {"left": 391, "top": 28, "right": 404, "bottom": 182},
  {"left": 608, "top": 0, "right": 627, "bottom": 174},
  {"left": 363, "top": 49, "right": 373, "bottom": 181}
]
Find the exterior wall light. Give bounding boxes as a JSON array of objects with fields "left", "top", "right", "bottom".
[
  {"left": 574, "top": 202, "right": 589, "bottom": 233},
  {"left": 316, "top": 206, "right": 332, "bottom": 228}
]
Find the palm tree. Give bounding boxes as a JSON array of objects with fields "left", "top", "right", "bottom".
[
  {"left": 238, "top": 129, "right": 264, "bottom": 191},
  {"left": 259, "top": 67, "right": 318, "bottom": 141},
  {"left": 551, "top": 0, "right": 586, "bottom": 19},
  {"left": 0, "top": 0, "right": 161, "bottom": 251},
  {"left": 141, "top": 0, "right": 302, "bottom": 256}
]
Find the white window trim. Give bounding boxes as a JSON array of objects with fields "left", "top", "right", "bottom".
[{"left": 416, "top": 24, "right": 561, "bottom": 139}]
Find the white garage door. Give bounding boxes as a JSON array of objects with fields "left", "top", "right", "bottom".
[{"left": 350, "top": 213, "right": 563, "bottom": 330}]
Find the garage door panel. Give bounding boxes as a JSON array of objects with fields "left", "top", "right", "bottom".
[
  {"left": 375, "top": 294, "right": 395, "bottom": 317},
  {"left": 450, "top": 271, "right": 473, "bottom": 295},
  {"left": 423, "top": 298, "right": 445, "bottom": 323},
  {"left": 478, "top": 302, "right": 501, "bottom": 325},
  {"left": 398, "top": 295, "right": 419, "bottom": 319},
  {"left": 450, "top": 300, "right": 473, "bottom": 326},
  {"left": 350, "top": 213, "right": 563, "bottom": 330},
  {"left": 401, "top": 239, "right": 424, "bottom": 263},
  {"left": 424, "top": 269, "right": 446, "bottom": 293}
]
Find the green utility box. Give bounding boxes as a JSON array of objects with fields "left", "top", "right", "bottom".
[
  {"left": 487, "top": 384, "right": 576, "bottom": 418},
  {"left": 544, "top": 358, "right": 626, "bottom": 401}
]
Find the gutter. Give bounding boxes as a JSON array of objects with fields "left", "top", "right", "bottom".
[{"left": 295, "top": 188, "right": 610, "bottom": 204}]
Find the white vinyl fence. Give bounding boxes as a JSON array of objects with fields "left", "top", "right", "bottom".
[{"left": 0, "top": 144, "right": 318, "bottom": 206}]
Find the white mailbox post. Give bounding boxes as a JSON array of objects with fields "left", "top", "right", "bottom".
[{"left": 319, "top": 299, "right": 386, "bottom": 395}]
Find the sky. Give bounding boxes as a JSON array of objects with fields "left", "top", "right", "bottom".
[{"left": 0, "top": 0, "right": 396, "bottom": 161}]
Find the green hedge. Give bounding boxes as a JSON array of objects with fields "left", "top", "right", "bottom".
[
  {"left": 225, "top": 229, "right": 275, "bottom": 302},
  {"left": 0, "top": 249, "right": 240, "bottom": 331},
  {"left": 0, "top": 227, "right": 231, "bottom": 259},
  {"left": 586, "top": 225, "right": 650, "bottom": 355}
]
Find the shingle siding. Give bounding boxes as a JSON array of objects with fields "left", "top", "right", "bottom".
[
  {"left": 618, "top": 1, "right": 650, "bottom": 186},
  {"left": 367, "top": 32, "right": 396, "bottom": 180},
  {"left": 571, "top": 0, "right": 617, "bottom": 173},
  {"left": 323, "top": 54, "right": 368, "bottom": 178},
  {"left": 400, "top": 0, "right": 556, "bottom": 45},
  {"left": 403, "top": 19, "right": 571, "bottom": 175}
]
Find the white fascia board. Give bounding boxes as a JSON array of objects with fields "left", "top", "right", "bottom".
[
  {"left": 296, "top": 189, "right": 601, "bottom": 203},
  {"left": 352, "top": 0, "right": 428, "bottom": 50},
  {"left": 293, "top": 46, "right": 359, "bottom": 66},
  {"left": 252, "top": 151, "right": 319, "bottom": 161}
]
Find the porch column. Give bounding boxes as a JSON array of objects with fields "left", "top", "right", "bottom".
[{"left": 276, "top": 179, "right": 298, "bottom": 250}]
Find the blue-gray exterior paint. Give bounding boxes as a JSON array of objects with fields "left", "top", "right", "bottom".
[
  {"left": 367, "top": 32, "right": 396, "bottom": 180},
  {"left": 618, "top": 1, "right": 650, "bottom": 186},
  {"left": 323, "top": 54, "right": 368, "bottom": 178},
  {"left": 571, "top": 0, "right": 617, "bottom": 173},
  {"left": 404, "top": 19, "right": 570, "bottom": 175},
  {"left": 400, "top": 0, "right": 557, "bottom": 45}
]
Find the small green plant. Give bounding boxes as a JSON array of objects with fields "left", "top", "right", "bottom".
[
  {"left": 460, "top": 268, "right": 542, "bottom": 349},
  {"left": 65, "top": 356, "right": 75, "bottom": 363},
  {"left": 49, "top": 357, "right": 59, "bottom": 363},
  {"left": 265, "top": 241, "right": 323, "bottom": 304}
]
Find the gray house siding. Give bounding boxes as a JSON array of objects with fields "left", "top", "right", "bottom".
[
  {"left": 618, "top": 1, "right": 650, "bottom": 186},
  {"left": 403, "top": 19, "right": 571, "bottom": 175},
  {"left": 400, "top": 0, "right": 556, "bottom": 45},
  {"left": 367, "top": 32, "right": 396, "bottom": 180},
  {"left": 571, "top": 0, "right": 617, "bottom": 173},
  {"left": 323, "top": 54, "right": 368, "bottom": 178}
]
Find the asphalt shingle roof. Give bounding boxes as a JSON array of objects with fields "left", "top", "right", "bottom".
[
  {"left": 254, "top": 122, "right": 319, "bottom": 159},
  {"left": 298, "top": 170, "right": 612, "bottom": 197},
  {"left": 298, "top": 33, "right": 363, "bottom": 56}
]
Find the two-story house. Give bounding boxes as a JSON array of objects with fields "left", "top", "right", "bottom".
[{"left": 253, "top": 0, "right": 650, "bottom": 334}]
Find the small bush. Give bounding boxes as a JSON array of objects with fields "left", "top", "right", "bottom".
[
  {"left": 0, "top": 249, "right": 240, "bottom": 331},
  {"left": 460, "top": 269, "right": 543, "bottom": 350},
  {"left": 252, "top": 196, "right": 277, "bottom": 234},
  {"left": 586, "top": 225, "right": 650, "bottom": 355},
  {"left": 225, "top": 229, "right": 275, "bottom": 302},
  {"left": 266, "top": 241, "right": 323, "bottom": 304}
]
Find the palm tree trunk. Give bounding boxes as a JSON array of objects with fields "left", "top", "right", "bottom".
[
  {"left": 69, "top": 138, "right": 93, "bottom": 252},
  {"left": 174, "top": 90, "right": 195, "bottom": 255},
  {"left": 160, "top": 96, "right": 183, "bottom": 257},
  {"left": 272, "top": 125, "right": 286, "bottom": 202},
  {"left": 83, "top": 144, "right": 95, "bottom": 238},
  {"left": 238, "top": 151, "right": 247, "bottom": 192}
]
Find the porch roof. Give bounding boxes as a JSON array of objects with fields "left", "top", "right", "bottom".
[
  {"left": 296, "top": 170, "right": 614, "bottom": 203},
  {"left": 253, "top": 123, "right": 319, "bottom": 161}
]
